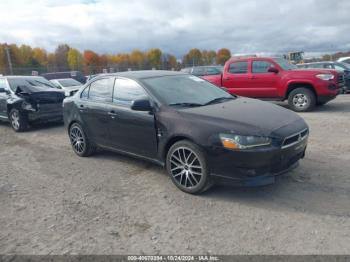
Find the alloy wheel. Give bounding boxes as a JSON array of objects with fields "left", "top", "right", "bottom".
[
  {"left": 170, "top": 147, "right": 203, "bottom": 188},
  {"left": 10, "top": 111, "right": 20, "bottom": 130},
  {"left": 293, "top": 93, "right": 309, "bottom": 109},
  {"left": 70, "top": 126, "right": 86, "bottom": 154}
]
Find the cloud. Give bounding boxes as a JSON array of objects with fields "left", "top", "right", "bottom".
[{"left": 0, "top": 0, "right": 349, "bottom": 57}]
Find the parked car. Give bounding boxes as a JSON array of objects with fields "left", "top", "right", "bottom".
[
  {"left": 337, "top": 56, "right": 350, "bottom": 64},
  {"left": 50, "top": 78, "right": 82, "bottom": 96},
  {"left": 0, "top": 76, "right": 65, "bottom": 131},
  {"left": 204, "top": 57, "right": 343, "bottom": 112},
  {"left": 42, "top": 71, "right": 86, "bottom": 84},
  {"left": 181, "top": 66, "right": 223, "bottom": 86},
  {"left": 63, "top": 71, "right": 309, "bottom": 194},
  {"left": 297, "top": 61, "right": 350, "bottom": 93}
]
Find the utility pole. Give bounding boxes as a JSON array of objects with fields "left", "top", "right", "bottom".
[{"left": 5, "top": 47, "right": 13, "bottom": 75}]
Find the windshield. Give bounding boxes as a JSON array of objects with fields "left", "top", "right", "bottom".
[
  {"left": 58, "top": 79, "right": 81, "bottom": 87},
  {"left": 142, "top": 75, "right": 233, "bottom": 106},
  {"left": 8, "top": 77, "right": 57, "bottom": 91},
  {"left": 273, "top": 58, "right": 298, "bottom": 70}
]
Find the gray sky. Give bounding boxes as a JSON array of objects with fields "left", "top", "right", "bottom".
[{"left": 0, "top": 0, "right": 349, "bottom": 57}]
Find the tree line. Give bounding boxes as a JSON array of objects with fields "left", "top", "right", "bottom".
[{"left": 0, "top": 43, "right": 232, "bottom": 75}]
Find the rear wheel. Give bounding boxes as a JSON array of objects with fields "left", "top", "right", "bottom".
[
  {"left": 288, "top": 88, "right": 316, "bottom": 112},
  {"left": 166, "top": 140, "right": 212, "bottom": 194},
  {"left": 69, "top": 123, "right": 96, "bottom": 157},
  {"left": 9, "top": 109, "right": 28, "bottom": 132}
]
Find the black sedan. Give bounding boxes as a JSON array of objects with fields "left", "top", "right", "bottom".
[
  {"left": 0, "top": 76, "right": 65, "bottom": 131},
  {"left": 63, "top": 71, "right": 309, "bottom": 194}
]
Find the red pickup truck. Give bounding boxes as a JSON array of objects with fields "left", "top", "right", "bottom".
[{"left": 204, "top": 57, "right": 343, "bottom": 112}]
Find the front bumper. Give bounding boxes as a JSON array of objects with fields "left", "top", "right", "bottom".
[
  {"left": 207, "top": 138, "right": 307, "bottom": 186},
  {"left": 27, "top": 103, "right": 63, "bottom": 123}
]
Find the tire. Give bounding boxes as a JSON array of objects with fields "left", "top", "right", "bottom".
[
  {"left": 69, "top": 122, "right": 96, "bottom": 157},
  {"left": 9, "top": 108, "right": 29, "bottom": 132},
  {"left": 166, "top": 140, "right": 212, "bottom": 194},
  {"left": 288, "top": 88, "right": 316, "bottom": 112}
]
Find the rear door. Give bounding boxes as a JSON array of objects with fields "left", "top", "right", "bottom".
[
  {"left": 78, "top": 77, "right": 115, "bottom": 146},
  {"left": 250, "top": 60, "right": 280, "bottom": 97},
  {"left": 108, "top": 78, "right": 158, "bottom": 158},
  {"left": 222, "top": 61, "right": 251, "bottom": 96}
]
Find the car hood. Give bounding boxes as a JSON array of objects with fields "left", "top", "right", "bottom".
[
  {"left": 290, "top": 68, "right": 337, "bottom": 75},
  {"left": 176, "top": 97, "right": 307, "bottom": 137},
  {"left": 15, "top": 85, "right": 65, "bottom": 103}
]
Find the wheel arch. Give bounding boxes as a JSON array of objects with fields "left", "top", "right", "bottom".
[
  {"left": 162, "top": 135, "right": 197, "bottom": 161},
  {"left": 285, "top": 82, "right": 317, "bottom": 100}
]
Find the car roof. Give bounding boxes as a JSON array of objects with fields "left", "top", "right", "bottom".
[
  {"left": 1, "top": 75, "right": 45, "bottom": 79},
  {"left": 51, "top": 78, "right": 78, "bottom": 81},
  {"left": 94, "top": 70, "right": 186, "bottom": 80}
]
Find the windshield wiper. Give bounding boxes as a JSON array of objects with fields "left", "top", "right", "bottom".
[
  {"left": 204, "top": 97, "right": 234, "bottom": 105},
  {"left": 169, "top": 102, "right": 203, "bottom": 107}
]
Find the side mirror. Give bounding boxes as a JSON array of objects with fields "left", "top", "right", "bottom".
[
  {"left": 0, "top": 87, "right": 8, "bottom": 93},
  {"left": 131, "top": 98, "right": 153, "bottom": 111},
  {"left": 268, "top": 67, "right": 279, "bottom": 74}
]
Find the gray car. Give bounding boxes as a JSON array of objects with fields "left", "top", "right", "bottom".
[{"left": 50, "top": 78, "right": 82, "bottom": 96}]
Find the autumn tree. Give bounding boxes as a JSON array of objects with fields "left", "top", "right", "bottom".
[
  {"left": 54, "top": 44, "right": 70, "bottom": 70},
  {"left": 166, "top": 54, "right": 177, "bottom": 69},
  {"left": 33, "top": 48, "right": 48, "bottom": 66},
  {"left": 147, "top": 48, "right": 162, "bottom": 69},
  {"left": 83, "top": 50, "right": 100, "bottom": 73},
  {"left": 216, "top": 48, "right": 231, "bottom": 65},
  {"left": 67, "top": 48, "right": 83, "bottom": 70},
  {"left": 130, "top": 50, "right": 145, "bottom": 69}
]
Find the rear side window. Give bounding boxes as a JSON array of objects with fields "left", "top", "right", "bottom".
[
  {"left": 228, "top": 62, "right": 248, "bottom": 74},
  {"left": 113, "top": 78, "right": 147, "bottom": 105},
  {"left": 88, "top": 78, "right": 114, "bottom": 102},
  {"left": 252, "top": 61, "right": 274, "bottom": 73}
]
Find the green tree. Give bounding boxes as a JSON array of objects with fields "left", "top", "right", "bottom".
[
  {"left": 216, "top": 48, "right": 231, "bottom": 65},
  {"left": 67, "top": 48, "right": 83, "bottom": 70}
]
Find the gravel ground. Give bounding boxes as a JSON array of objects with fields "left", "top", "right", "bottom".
[{"left": 0, "top": 96, "right": 350, "bottom": 255}]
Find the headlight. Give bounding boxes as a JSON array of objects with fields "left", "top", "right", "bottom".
[
  {"left": 316, "top": 74, "right": 334, "bottom": 81},
  {"left": 219, "top": 134, "right": 271, "bottom": 150},
  {"left": 22, "top": 101, "right": 36, "bottom": 111}
]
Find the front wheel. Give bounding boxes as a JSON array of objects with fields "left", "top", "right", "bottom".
[
  {"left": 288, "top": 88, "right": 316, "bottom": 112},
  {"left": 69, "top": 123, "right": 96, "bottom": 157},
  {"left": 9, "top": 108, "right": 28, "bottom": 132},
  {"left": 166, "top": 140, "right": 212, "bottom": 194}
]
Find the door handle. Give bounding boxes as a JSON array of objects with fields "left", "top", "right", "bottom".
[
  {"left": 224, "top": 77, "right": 231, "bottom": 80},
  {"left": 249, "top": 76, "right": 257, "bottom": 80}
]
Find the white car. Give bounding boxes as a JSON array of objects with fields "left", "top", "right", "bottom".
[
  {"left": 337, "top": 56, "right": 350, "bottom": 64},
  {"left": 50, "top": 78, "right": 82, "bottom": 96}
]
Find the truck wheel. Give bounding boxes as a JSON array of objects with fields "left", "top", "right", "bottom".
[
  {"left": 9, "top": 109, "right": 29, "bottom": 132},
  {"left": 288, "top": 88, "right": 316, "bottom": 112}
]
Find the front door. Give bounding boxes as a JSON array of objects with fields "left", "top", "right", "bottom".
[
  {"left": 108, "top": 78, "right": 158, "bottom": 158},
  {"left": 249, "top": 60, "right": 280, "bottom": 98}
]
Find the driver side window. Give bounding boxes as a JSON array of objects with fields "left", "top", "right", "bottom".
[
  {"left": 252, "top": 61, "right": 274, "bottom": 73},
  {"left": 113, "top": 78, "right": 147, "bottom": 106}
]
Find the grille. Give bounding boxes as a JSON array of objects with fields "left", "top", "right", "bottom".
[{"left": 282, "top": 129, "right": 308, "bottom": 149}]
